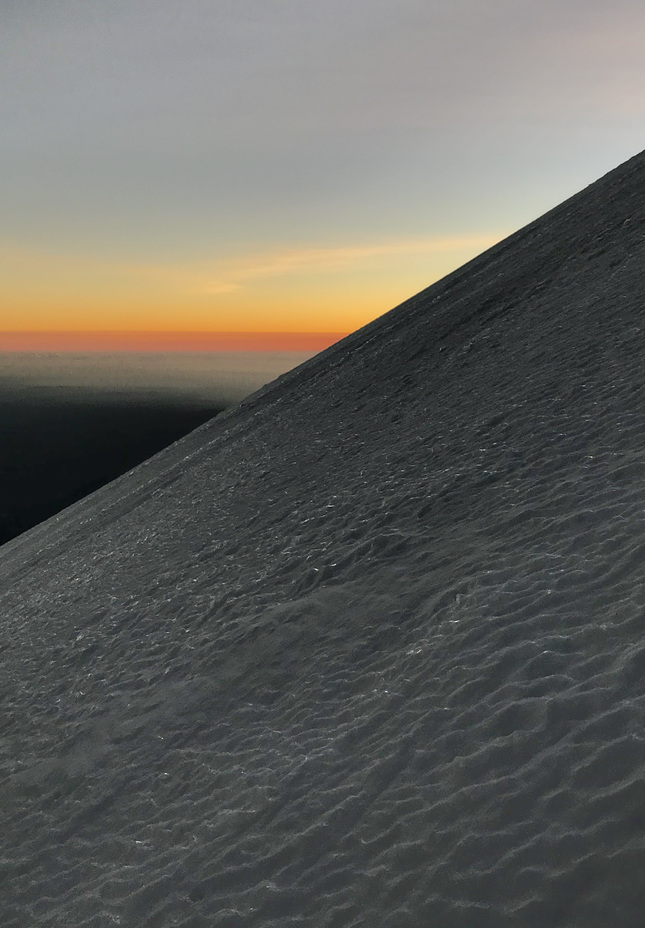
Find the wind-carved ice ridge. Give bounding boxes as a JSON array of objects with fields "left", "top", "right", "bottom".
[{"left": 4, "top": 150, "right": 645, "bottom": 926}]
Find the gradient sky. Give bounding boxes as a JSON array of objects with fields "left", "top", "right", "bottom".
[{"left": 3, "top": 0, "right": 645, "bottom": 347}]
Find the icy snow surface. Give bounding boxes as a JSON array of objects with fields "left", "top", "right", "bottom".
[{"left": 3, "top": 152, "right": 645, "bottom": 926}]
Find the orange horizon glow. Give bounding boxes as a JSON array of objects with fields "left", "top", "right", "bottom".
[
  {"left": 1, "top": 233, "right": 506, "bottom": 343},
  {"left": 0, "top": 331, "right": 349, "bottom": 353}
]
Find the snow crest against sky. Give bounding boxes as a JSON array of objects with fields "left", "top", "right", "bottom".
[
  {"left": 5, "top": 153, "right": 645, "bottom": 923},
  {"left": 2, "top": 0, "right": 645, "bottom": 338}
]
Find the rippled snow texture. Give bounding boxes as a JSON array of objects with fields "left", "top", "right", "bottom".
[{"left": 3, "top": 152, "right": 645, "bottom": 926}]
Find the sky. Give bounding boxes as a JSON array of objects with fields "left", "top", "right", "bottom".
[{"left": 2, "top": 0, "right": 645, "bottom": 350}]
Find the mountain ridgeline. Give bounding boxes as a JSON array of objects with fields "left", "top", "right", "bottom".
[{"left": 3, "top": 151, "right": 645, "bottom": 926}]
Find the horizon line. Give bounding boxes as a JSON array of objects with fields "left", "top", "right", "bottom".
[{"left": 0, "top": 331, "right": 350, "bottom": 352}]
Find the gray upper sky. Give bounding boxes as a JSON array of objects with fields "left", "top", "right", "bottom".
[{"left": 2, "top": 0, "right": 645, "bottom": 335}]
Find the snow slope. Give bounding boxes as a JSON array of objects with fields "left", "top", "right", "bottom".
[{"left": 3, "top": 151, "right": 645, "bottom": 926}]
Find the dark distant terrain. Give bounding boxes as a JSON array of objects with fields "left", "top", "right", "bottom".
[{"left": 0, "top": 386, "right": 225, "bottom": 545}]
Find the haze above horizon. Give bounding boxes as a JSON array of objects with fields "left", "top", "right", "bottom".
[{"left": 3, "top": 0, "right": 645, "bottom": 348}]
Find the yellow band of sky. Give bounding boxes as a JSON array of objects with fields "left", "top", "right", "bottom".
[{"left": 1, "top": 233, "right": 505, "bottom": 344}]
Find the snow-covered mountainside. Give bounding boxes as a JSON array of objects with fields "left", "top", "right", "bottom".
[{"left": 3, "top": 151, "right": 645, "bottom": 927}]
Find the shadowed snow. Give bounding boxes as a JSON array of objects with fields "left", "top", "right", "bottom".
[{"left": 3, "top": 151, "right": 645, "bottom": 926}]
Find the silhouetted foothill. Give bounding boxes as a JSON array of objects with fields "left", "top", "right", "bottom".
[{"left": 0, "top": 388, "right": 224, "bottom": 546}]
